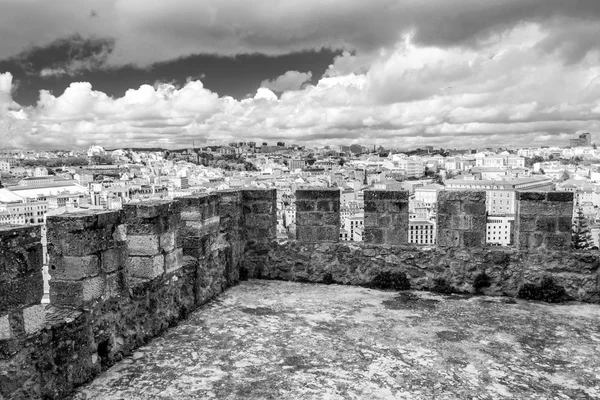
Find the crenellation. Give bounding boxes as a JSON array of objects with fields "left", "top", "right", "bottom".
[
  {"left": 296, "top": 188, "right": 340, "bottom": 243},
  {"left": 515, "top": 191, "right": 574, "bottom": 251},
  {"left": 437, "top": 190, "right": 487, "bottom": 248},
  {"left": 1, "top": 188, "right": 599, "bottom": 400}
]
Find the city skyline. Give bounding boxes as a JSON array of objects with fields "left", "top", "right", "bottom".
[{"left": 1, "top": 1, "right": 600, "bottom": 150}]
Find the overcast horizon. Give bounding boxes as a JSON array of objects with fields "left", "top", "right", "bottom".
[{"left": 1, "top": 0, "right": 600, "bottom": 150}]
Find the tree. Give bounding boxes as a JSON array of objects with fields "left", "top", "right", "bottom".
[
  {"left": 558, "top": 170, "right": 571, "bottom": 182},
  {"left": 572, "top": 208, "right": 597, "bottom": 250}
]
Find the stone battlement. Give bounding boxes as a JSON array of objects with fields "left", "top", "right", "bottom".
[{"left": 1, "top": 188, "right": 598, "bottom": 399}]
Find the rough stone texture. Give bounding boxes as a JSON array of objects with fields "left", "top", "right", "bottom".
[
  {"left": 437, "top": 190, "right": 487, "bottom": 248},
  {"left": 364, "top": 190, "right": 409, "bottom": 245},
  {"left": 515, "top": 191, "right": 574, "bottom": 251},
  {"left": 0, "top": 225, "right": 43, "bottom": 314},
  {"left": 242, "top": 189, "right": 277, "bottom": 278},
  {"left": 1, "top": 192, "right": 251, "bottom": 399},
  {"left": 4, "top": 189, "right": 600, "bottom": 399},
  {"left": 247, "top": 241, "right": 600, "bottom": 303},
  {"left": 296, "top": 188, "right": 340, "bottom": 243},
  {"left": 72, "top": 280, "right": 600, "bottom": 400}
]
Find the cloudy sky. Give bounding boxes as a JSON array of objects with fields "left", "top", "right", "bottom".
[{"left": 1, "top": 0, "right": 600, "bottom": 150}]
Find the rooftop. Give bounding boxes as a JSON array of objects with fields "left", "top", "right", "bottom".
[{"left": 73, "top": 280, "right": 600, "bottom": 400}]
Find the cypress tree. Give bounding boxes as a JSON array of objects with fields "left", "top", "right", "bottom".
[{"left": 572, "top": 208, "right": 597, "bottom": 249}]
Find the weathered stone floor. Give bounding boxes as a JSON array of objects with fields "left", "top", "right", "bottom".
[{"left": 73, "top": 280, "right": 600, "bottom": 399}]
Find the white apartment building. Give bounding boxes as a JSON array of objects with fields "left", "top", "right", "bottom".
[
  {"left": 0, "top": 161, "right": 10, "bottom": 173},
  {"left": 340, "top": 213, "right": 364, "bottom": 242},
  {"left": 409, "top": 219, "right": 436, "bottom": 245},
  {"left": 486, "top": 216, "right": 514, "bottom": 246}
]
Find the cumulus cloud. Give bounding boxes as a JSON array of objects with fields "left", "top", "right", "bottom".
[
  {"left": 1, "top": 0, "right": 600, "bottom": 68},
  {"left": 261, "top": 71, "right": 313, "bottom": 92},
  {"left": 2, "top": 20, "right": 600, "bottom": 150}
]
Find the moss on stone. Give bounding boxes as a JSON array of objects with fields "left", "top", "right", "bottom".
[
  {"left": 430, "top": 278, "right": 458, "bottom": 295},
  {"left": 369, "top": 271, "right": 410, "bottom": 291},
  {"left": 473, "top": 272, "right": 491, "bottom": 294},
  {"left": 517, "top": 276, "right": 571, "bottom": 303}
]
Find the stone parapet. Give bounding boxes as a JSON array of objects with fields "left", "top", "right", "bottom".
[
  {"left": 296, "top": 188, "right": 340, "bottom": 242},
  {"left": 363, "top": 190, "right": 409, "bottom": 245},
  {"left": 515, "top": 191, "right": 574, "bottom": 251},
  {"left": 437, "top": 190, "right": 486, "bottom": 248},
  {"left": 47, "top": 211, "right": 126, "bottom": 308},
  {"left": 0, "top": 225, "right": 44, "bottom": 341},
  {"left": 243, "top": 189, "right": 277, "bottom": 241},
  {"left": 123, "top": 200, "right": 183, "bottom": 281}
]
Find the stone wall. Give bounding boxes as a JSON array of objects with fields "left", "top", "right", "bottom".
[
  {"left": 0, "top": 189, "right": 269, "bottom": 400},
  {"left": 363, "top": 190, "right": 409, "bottom": 244},
  {"left": 515, "top": 191, "right": 573, "bottom": 250},
  {"left": 243, "top": 188, "right": 598, "bottom": 303},
  {"left": 2, "top": 187, "right": 599, "bottom": 399},
  {"left": 248, "top": 242, "right": 599, "bottom": 303},
  {"left": 296, "top": 188, "right": 340, "bottom": 242},
  {"left": 437, "top": 191, "right": 486, "bottom": 248}
]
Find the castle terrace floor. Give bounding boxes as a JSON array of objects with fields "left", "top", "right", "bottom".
[{"left": 72, "top": 280, "right": 600, "bottom": 400}]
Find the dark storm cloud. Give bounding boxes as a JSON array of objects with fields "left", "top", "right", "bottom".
[
  {"left": 0, "top": 34, "right": 115, "bottom": 77},
  {"left": 3, "top": 0, "right": 600, "bottom": 69}
]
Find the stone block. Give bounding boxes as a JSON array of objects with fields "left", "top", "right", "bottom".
[
  {"left": 243, "top": 188, "right": 277, "bottom": 200},
  {"left": 160, "top": 231, "right": 176, "bottom": 252},
  {"left": 165, "top": 249, "right": 184, "bottom": 274},
  {"left": 536, "top": 203, "right": 574, "bottom": 217},
  {"left": 245, "top": 214, "right": 276, "bottom": 229},
  {"left": 0, "top": 243, "right": 42, "bottom": 279},
  {"left": 516, "top": 192, "right": 547, "bottom": 201},
  {"left": 463, "top": 231, "right": 485, "bottom": 247},
  {"left": 438, "top": 229, "right": 461, "bottom": 248},
  {"left": 0, "top": 314, "right": 11, "bottom": 340},
  {"left": 364, "top": 200, "right": 385, "bottom": 213},
  {"left": 364, "top": 190, "right": 410, "bottom": 201},
  {"left": 364, "top": 228, "right": 384, "bottom": 244},
  {"left": 544, "top": 233, "right": 571, "bottom": 249},
  {"left": 123, "top": 200, "right": 176, "bottom": 219},
  {"left": 48, "top": 228, "right": 115, "bottom": 257},
  {"left": 437, "top": 200, "right": 461, "bottom": 215},
  {"left": 104, "top": 272, "right": 124, "bottom": 299},
  {"left": 384, "top": 229, "right": 408, "bottom": 246},
  {"left": 22, "top": 304, "right": 47, "bottom": 334},
  {"left": 49, "top": 255, "right": 100, "bottom": 281},
  {"left": 471, "top": 215, "right": 487, "bottom": 232},
  {"left": 96, "top": 210, "right": 122, "bottom": 228},
  {"left": 384, "top": 200, "right": 409, "bottom": 214},
  {"left": 316, "top": 200, "right": 340, "bottom": 212},
  {"left": 557, "top": 216, "right": 572, "bottom": 233},
  {"left": 527, "top": 232, "right": 544, "bottom": 249},
  {"left": 536, "top": 216, "right": 557, "bottom": 233},
  {"left": 100, "top": 247, "right": 127, "bottom": 273},
  {"left": 518, "top": 201, "right": 544, "bottom": 216},
  {"left": 50, "top": 276, "right": 106, "bottom": 307},
  {"left": 296, "top": 188, "right": 340, "bottom": 200},
  {"left": 127, "top": 235, "right": 160, "bottom": 256},
  {"left": 296, "top": 200, "right": 316, "bottom": 212},
  {"left": 296, "top": 226, "right": 338, "bottom": 242},
  {"left": 451, "top": 214, "right": 473, "bottom": 230},
  {"left": 436, "top": 214, "right": 452, "bottom": 229},
  {"left": 248, "top": 201, "right": 275, "bottom": 214},
  {"left": 546, "top": 191, "right": 573, "bottom": 202},
  {"left": 462, "top": 202, "right": 486, "bottom": 215},
  {"left": 127, "top": 255, "right": 164, "bottom": 280},
  {"left": 438, "top": 190, "right": 485, "bottom": 203},
  {"left": 518, "top": 214, "right": 537, "bottom": 232},
  {"left": 112, "top": 224, "right": 127, "bottom": 242},
  {"left": 0, "top": 273, "right": 44, "bottom": 314},
  {"left": 364, "top": 213, "right": 379, "bottom": 228}
]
